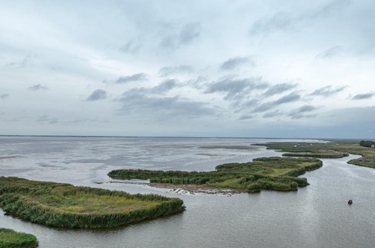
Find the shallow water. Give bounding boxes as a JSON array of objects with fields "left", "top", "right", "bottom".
[{"left": 0, "top": 136, "right": 374, "bottom": 248}]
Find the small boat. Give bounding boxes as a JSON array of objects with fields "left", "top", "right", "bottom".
[{"left": 348, "top": 200, "right": 353, "bottom": 205}]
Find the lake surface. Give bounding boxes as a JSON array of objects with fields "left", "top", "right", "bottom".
[{"left": 0, "top": 136, "right": 374, "bottom": 248}]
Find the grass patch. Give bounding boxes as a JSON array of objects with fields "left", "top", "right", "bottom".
[
  {"left": 257, "top": 141, "right": 375, "bottom": 169},
  {"left": 108, "top": 157, "right": 322, "bottom": 193},
  {"left": 0, "top": 177, "right": 185, "bottom": 229},
  {"left": 0, "top": 228, "right": 38, "bottom": 248}
]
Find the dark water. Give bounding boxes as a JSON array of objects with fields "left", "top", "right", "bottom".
[{"left": 0, "top": 136, "right": 374, "bottom": 248}]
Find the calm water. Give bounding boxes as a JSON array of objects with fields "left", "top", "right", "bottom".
[{"left": 0, "top": 136, "right": 374, "bottom": 248}]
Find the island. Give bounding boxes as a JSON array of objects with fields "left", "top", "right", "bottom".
[
  {"left": 0, "top": 177, "right": 185, "bottom": 229},
  {"left": 0, "top": 228, "right": 38, "bottom": 248},
  {"left": 257, "top": 140, "right": 375, "bottom": 169},
  {"left": 108, "top": 157, "right": 322, "bottom": 193}
]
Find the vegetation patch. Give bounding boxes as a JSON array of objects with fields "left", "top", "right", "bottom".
[
  {"left": 0, "top": 177, "right": 185, "bottom": 229},
  {"left": 108, "top": 157, "right": 322, "bottom": 193},
  {"left": 0, "top": 228, "right": 38, "bottom": 248},
  {"left": 257, "top": 141, "right": 375, "bottom": 169}
]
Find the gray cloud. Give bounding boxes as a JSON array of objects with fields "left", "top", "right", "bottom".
[
  {"left": 151, "top": 79, "right": 178, "bottom": 94},
  {"left": 253, "top": 102, "right": 274, "bottom": 113},
  {"left": 37, "top": 115, "right": 58, "bottom": 124},
  {"left": 297, "top": 105, "right": 317, "bottom": 113},
  {"left": 179, "top": 23, "right": 201, "bottom": 45},
  {"left": 289, "top": 105, "right": 318, "bottom": 119},
  {"left": 263, "top": 110, "right": 282, "bottom": 118},
  {"left": 252, "top": 92, "right": 301, "bottom": 113},
  {"left": 274, "top": 92, "right": 301, "bottom": 105},
  {"left": 310, "top": 85, "right": 346, "bottom": 97},
  {"left": 119, "top": 88, "right": 215, "bottom": 118},
  {"left": 160, "top": 22, "right": 202, "bottom": 49},
  {"left": 263, "top": 83, "right": 298, "bottom": 96},
  {"left": 250, "top": 0, "right": 351, "bottom": 36},
  {"left": 352, "top": 93, "right": 374, "bottom": 100},
  {"left": 0, "top": 94, "right": 9, "bottom": 99},
  {"left": 205, "top": 77, "right": 269, "bottom": 100},
  {"left": 316, "top": 46, "right": 342, "bottom": 58},
  {"left": 239, "top": 114, "right": 255, "bottom": 120},
  {"left": 87, "top": 89, "right": 107, "bottom": 101},
  {"left": 250, "top": 12, "right": 296, "bottom": 36},
  {"left": 115, "top": 73, "right": 147, "bottom": 84},
  {"left": 220, "top": 57, "right": 255, "bottom": 70},
  {"left": 291, "top": 113, "right": 317, "bottom": 120},
  {"left": 28, "top": 84, "right": 48, "bottom": 91},
  {"left": 120, "top": 40, "right": 142, "bottom": 54},
  {"left": 159, "top": 65, "right": 194, "bottom": 77},
  {"left": 6, "top": 55, "right": 36, "bottom": 68}
]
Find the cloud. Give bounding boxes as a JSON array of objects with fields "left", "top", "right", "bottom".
[
  {"left": 253, "top": 102, "right": 274, "bottom": 113},
  {"left": 115, "top": 73, "right": 147, "bottom": 84},
  {"left": 120, "top": 40, "right": 142, "bottom": 54},
  {"left": 273, "top": 92, "right": 301, "bottom": 104},
  {"left": 297, "top": 105, "right": 317, "bottom": 113},
  {"left": 220, "top": 57, "right": 255, "bottom": 70},
  {"left": 160, "top": 22, "right": 202, "bottom": 49},
  {"left": 37, "top": 115, "right": 58, "bottom": 124},
  {"left": 239, "top": 114, "right": 255, "bottom": 120},
  {"left": 179, "top": 23, "right": 201, "bottom": 45},
  {"left": 352, "top": 93, "right": 374, "bottom": 100},
  {"left": 289, "top": 105, "right": 318, "bottom": 119},
  {"left": 6, "top": 55, "right": 36, "bottom": 68},
  {"left": 310, "top": 85, "right": 346, "bottom": 97},
  {"left": 159, "top": 65, "right": 194, "bottom": 77},
  {"left": 118, "top": 88, "right": 215, "bottom": 118},
  {"left": 205, "top": 77, "right": 269, "bottom": 100},
  {"left": 249, "top": 0, "right": 351, "bottom": 36},
  {"left": 28, "top": 84, "right": 48, "bottom": 91},
  {"left": 151, "top": 79, "right": 178, "bottom": 94},
  {"left": 316, "top": 46, "right": 342, "bottom": 58},
  {"left": 252, "top": 92, "right": 302, "bottom": 113},
  {"left": 263, "top": 83, "right": 298, "bottom": 96},
  {"left": 250, "top": 12, "right": 296, "bottom": 36},
  {"left": 87, "top": 89, "right": 107, "bottom": 101},
  {"left": 0, "top": 94, "right": 9, "bottom": 99},
  {"left": 263, "top": 110, "right": 282, "bottom": 118}
]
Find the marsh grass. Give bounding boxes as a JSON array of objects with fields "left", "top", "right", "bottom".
[
  {"left": 258, "top": 141, "right": 375, "bottom": 169},
  {"left": 109, "top": 157, "right": 322, "bottom": 193},
  {"left": 0, "top": 228, "right": 38, "bottom": 248},
  {"left": 0, "top": 177, "right": 185, "bottom": 228}
]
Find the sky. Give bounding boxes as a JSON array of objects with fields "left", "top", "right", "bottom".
[{"left": 0, "top": 0, "right": 375, "bottom": 138}]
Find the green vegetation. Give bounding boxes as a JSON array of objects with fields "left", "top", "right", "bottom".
[
  {"left": 258, "top": 141, "right": 375, "bottom": 169},
  {"left": 0, "top": 228, "right": 38, "bottom": 248},
  {"left": 109, "top": 157, "right": 322, "bottom": 193},
  {"left": 0, "top": 177, "right": 185, "bottom": 229},
  {"left": 360, "top": 140, "right": 375, "bottom": 148}
]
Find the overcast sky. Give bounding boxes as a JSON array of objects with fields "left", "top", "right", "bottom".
[{"left": 1, "top": 0, "right": 375, "bottom": 138}]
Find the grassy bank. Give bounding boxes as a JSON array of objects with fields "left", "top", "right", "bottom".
[
  {"left": 0, "top": 228, "right": 38, "bottom": 248},
  {"left": 0, "top": 177, "right": 185, "bottom": 229},
  {"left": 257, "top": 141, "right": 375, "bottom": 169},
  {"left": 109, "top": 157, "right": 322, "bottom": 193}
]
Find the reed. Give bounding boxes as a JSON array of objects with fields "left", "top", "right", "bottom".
[
  {"left": 257, "top": 141, "right": 375, "bottom": 169},
  {"left": 0, "top": 228, "right": 38, "bottom": 248},
  {"left": 0, "top": 177, "right": 185, "bottom": 229},
  {"left": 109, "top": 157, "right": 322, "bottom": 193}
]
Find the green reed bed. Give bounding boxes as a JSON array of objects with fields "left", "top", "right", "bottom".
[
  {"left": 109, "top": 157, "right": 322, "bottom": 193},
  {"left": 0, "top": 228, "right": 38, "bottom": 248},
  {"left": 258, "top": 141, "right": 375, "bottom": 169},
  {"left": 0, "top": 177, "right": 185, "bottom": 229}
]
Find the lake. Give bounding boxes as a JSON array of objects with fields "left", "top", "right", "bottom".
[{"left": 0, "top": 136, "right": 374, "bottom": 248}]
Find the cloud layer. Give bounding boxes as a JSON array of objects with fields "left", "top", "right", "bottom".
[{"left": 0, "top": 0, "right": 375, "bottom": 138}]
